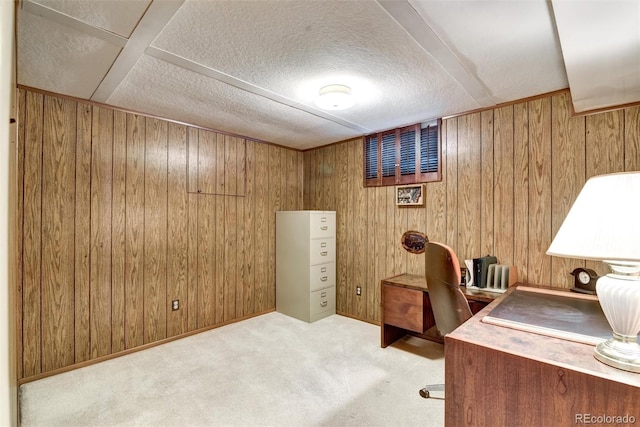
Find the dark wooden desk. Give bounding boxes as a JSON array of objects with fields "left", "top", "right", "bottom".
[
  {"left": 380, "top": 273, "right": 497, "bottom": 348},
  {"left": 446, "top": 289, "right": 640, "bottom": 426}
]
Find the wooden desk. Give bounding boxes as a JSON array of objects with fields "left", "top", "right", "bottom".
[
  {"left": 380, "top": 273, "right": 497, "bottom": 348},
  {"left": 446, "top": 289, "right": 640, "bottom": 426}
]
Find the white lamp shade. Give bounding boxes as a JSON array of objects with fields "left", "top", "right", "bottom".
[{"left": 546, "top": 172, "right": 640, "bottom": 262}]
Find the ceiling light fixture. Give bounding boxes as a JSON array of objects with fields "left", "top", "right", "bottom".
[{"left": 314, "top": 84, "right": 356, "bottom": 110}]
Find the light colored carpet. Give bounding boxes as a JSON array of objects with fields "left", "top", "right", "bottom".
[{"left": 20, "top": 312, "right": 445, "bottom": 427}]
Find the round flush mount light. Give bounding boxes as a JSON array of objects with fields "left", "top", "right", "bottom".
[{"left": 314, "top": 84, "right": 356, "bottom": 110}]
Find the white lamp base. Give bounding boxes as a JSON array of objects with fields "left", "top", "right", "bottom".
[
  {"left": 594, "top": 333, "right": 640, "bottom": 373},
  {"left": 595, "top": 264, "right": 640, "bottom": 373}
]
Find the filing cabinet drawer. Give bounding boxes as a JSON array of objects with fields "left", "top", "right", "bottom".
[
  {"left": 309, "top": 238, "right": 335, "bottom": 265},
  {"left": 310, "top": 263, "right": 335, "bottom": 291},
  {"left": 310, "top": 286, "right": 336, "bottom": 316},
  {"left": 310, "top": 213, "right": 335, "bottom": 239}
]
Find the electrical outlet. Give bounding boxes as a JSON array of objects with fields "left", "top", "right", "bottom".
[
  {"left": 356, "top": 286, "right": 361, "bottom": 296},
  {"left": 172, "top": 299, "right": 179, "bottom": 311}
]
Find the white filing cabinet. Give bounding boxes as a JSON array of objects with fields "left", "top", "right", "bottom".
[{"left": 276, "top": 211, "right": 336, "bottom": 322}]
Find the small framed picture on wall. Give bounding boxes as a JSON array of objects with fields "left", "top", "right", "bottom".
[{"left": 395, "top": 184, "right": 424, "bottom": 206}]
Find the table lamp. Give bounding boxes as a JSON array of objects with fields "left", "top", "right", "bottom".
[{"left": 547, "top": 172, "right": 640, "bottom": 372}]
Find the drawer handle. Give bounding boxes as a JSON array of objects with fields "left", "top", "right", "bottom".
[
  {"left": 320, "top": 226, "right": 328, "bottom": 230},
  {"left": 320, "top": 251, "right": 327, "bottom": 256},
  {"left": 320, "top": 267, "right": 327, "bottom": 273},
  {"left": 320, "top": 301, "right": 328, "bottom": 307},
  {"left": 321, "top": 292, "right": 327, "bottom": 297},
  {"left": 320, "top": 242, "right": 327, "bottom": 248},
  {"left": 321, "top": 217, "right": 327, "bottom": 222},
  {"left": 320, "top": 276, "right": 328, "bottom": 281}
]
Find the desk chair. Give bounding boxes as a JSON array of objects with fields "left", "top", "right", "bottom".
[{"left": 419, "top": 242, "right": 472, "bottom": 399}]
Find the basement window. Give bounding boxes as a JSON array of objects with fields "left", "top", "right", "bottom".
[{"left": 364, "top": 120, "right": 441, "bottom": 187}]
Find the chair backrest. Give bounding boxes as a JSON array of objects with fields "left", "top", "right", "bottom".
[{"left": 425, "top": 242, "right": 473, "bottom": 336}]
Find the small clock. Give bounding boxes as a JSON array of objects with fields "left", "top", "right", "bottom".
[{"left": 570, "top": 267, "right": 598, "bottom": 294}]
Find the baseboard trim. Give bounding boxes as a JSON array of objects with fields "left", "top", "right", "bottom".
[
  {"left": 17, "top": 308, "right": 275, "bottom": 385},
  {"left": 336, "top": 311, "right": 380, "bottom": 326}
]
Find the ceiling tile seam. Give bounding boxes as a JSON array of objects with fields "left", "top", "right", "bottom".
[
  {"left": 90, "top": 0, "right": 186, "bottom": 103},
  {"left": 377, "top": 0, "right": 495, "bottom": 109},
  {"left": 21, "top": 0, "right": 127, "bottom": 48},
  {"left": 144, "top": 46, "right": 370, "bottom": 134}
]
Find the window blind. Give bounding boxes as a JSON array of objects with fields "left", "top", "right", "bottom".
[
  {"left": 381, "top": 133, "right": 395, "bottom": 178},
  {"left": 365, "top": 135, "right": 378, "bottom": 180},
  {"left": 363, "top": 119, "right": 441, "bottom": 187},
  {"left": 420, "top": 125, "right": 439, "bottom": 174},
  {"left": 400, "top": 128, "right": 416, "bottom": 176}
]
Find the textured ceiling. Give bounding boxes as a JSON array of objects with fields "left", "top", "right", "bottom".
[{"left": 15, "top": 0, "right": 640, "bottom": 150}]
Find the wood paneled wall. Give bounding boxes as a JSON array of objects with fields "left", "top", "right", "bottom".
[
  {"left": 17, "top": 87, "right": 640, "bottom": 376},
  {"left": 16, "top": 88, "right": 303, "bottom": 379},
  {"left": 304, "top": 91, "right": 640, "bottom": 323}
]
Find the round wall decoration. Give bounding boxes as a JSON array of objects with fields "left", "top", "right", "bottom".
[{"left": 401, "top": 230, "right": 428, "bottom": 254}]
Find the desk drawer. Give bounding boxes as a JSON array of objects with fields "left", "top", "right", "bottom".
[{"left": 383, "top": 285, "right": 434, "bottom": 333}]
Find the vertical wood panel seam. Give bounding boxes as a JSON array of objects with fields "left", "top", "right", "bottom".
[
  {"left": 350, "top": 146, "right": 355, "bottom": 313},
  {"left": 123, "top": 113, "right": 128, "bottom": 348},
  {"left": 491, "top": 111, "right": 496, "bottom": 253},
  {"left": 73, "top": 102, "right": 78, "bottom": 362},
  {"left": 19, "top": 92, "right": 26, "bottom": 376},
  {"left": 549, "top": 99, "right": 553, "bottom": 255},
  {"left": 511, "top": 106, "right": 515, "bottom": 259},
  {"left": 87, "top": 105, "right": 93, "bottom": 359},
  {"left": 622, "top": 111, "right": 626, "bottom": 169},
  {"left": 526, "top": 101, "right": 530, "bottom": 277},
  {"left": 526, "top": 102, "right": 530, "bottom": 282},
  {"left": 496, "top": 112, "right": 500, "bottom": 256},
  {"left": 195, "top": 190, "right": 198, "bottom": 329},
  {"left": 265, "top": 146, "right": 270, "bottom": 311},
  {"left": 480, "top": 113, "right": 484, "bottom": 254},
  {"left": 584, "top": 109, "right": 587, "bottom": 181},
  {"left": 109, "top": 110, "right": 114, "bottom": 355},
  {"left": 196, "top": 128, "right": 200, "bottom": 194},
  {"left": 484, "top": 112, "right": 488, "bottom": 255},
  {"left": 527, "top": 101, "right": 532, "bottom": 280},
  {"left": 165, "top": 125, "right": 169, "bottom": 337},
  {"left": 481, "top": 112, "right": 486, "bottom": 254},
  {"left": 492, "top": 109, "right": 498, "bottom": 256},
  {"left": 124, "top": 113, "right": 128, "bottom": 349},
  {"left": 38, "top": 96, "right": 45, "bottom": 374},
  {"left": 186, "top": 128, "right": 190, "bottom": 328},
  {"left": 142, "top": 117, "right": 146, "bottom": 342},
  {"left": 456, "top": 119, "right": 460, "bottom": 250},
  {"left": 194, "top": 129, "right": 199, "bottom": 329},
  {"left": 196, "top": 193, "right": 199, "bottom": 329}
]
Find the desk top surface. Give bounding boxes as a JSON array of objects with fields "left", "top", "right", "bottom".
[
  {"left": 381, "top": 273, "right": 496, "bottom": 303},
  {"left": 447, "top": 287, "right": 640, "bottom": 388}
]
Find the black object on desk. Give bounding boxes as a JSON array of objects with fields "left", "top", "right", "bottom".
[
  {"left": 472, "top": 255, "right": 497, "bottom": 288},
  {"left": 570, "top": 267, "right": 598, "bottom": 294}
]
